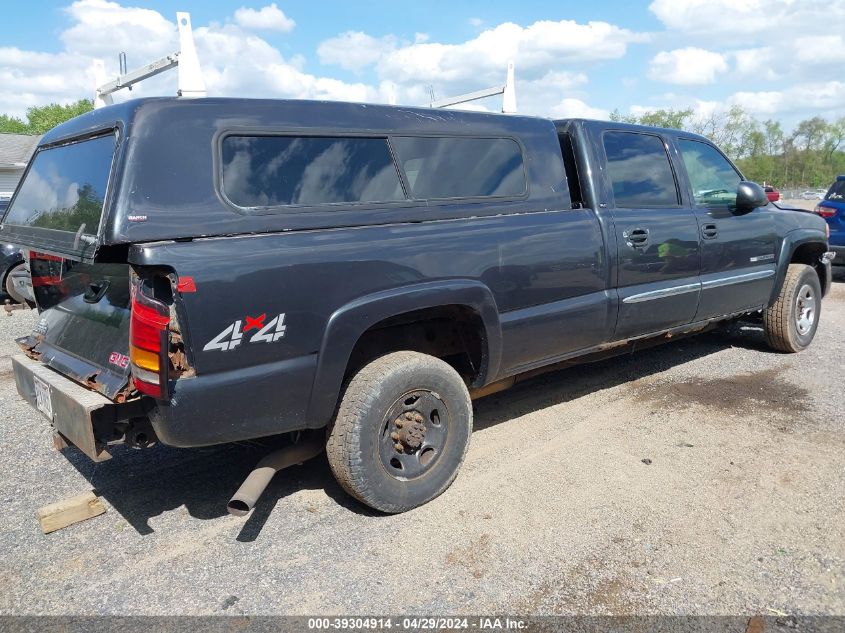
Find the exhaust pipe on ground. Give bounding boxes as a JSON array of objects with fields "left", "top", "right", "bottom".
[{"left": 227, "top": 436, "right": 324, "bottom": 516}]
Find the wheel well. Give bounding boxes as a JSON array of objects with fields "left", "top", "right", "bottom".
[
  {"left": 345, "top": 305, "right": 487, "bottom": 387},
  {"left": 790, "top": 242, "right": 827, "bottom": 289}
]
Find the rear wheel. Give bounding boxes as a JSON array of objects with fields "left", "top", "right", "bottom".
[
  {"left": 763, "top": 263, "right": 821, "bottom": 352},
  {"left": 326, "top": 351, "right": 473, "bottom": 513}
]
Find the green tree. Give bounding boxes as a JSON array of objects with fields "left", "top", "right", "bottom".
[
  {"left": 616, "top": 106, "right": 845, "bottom": 188},
  {"left": 0, "top": 99, "right": 94, "bottom": 135},
  {"left": 610, "top": 107, "right": 694, "bottom": 130}
]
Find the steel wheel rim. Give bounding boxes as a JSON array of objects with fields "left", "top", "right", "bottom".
[
  {"left": 378, "top": 389, "right": 449, "bottom": 481},
  {"left": 795, "top": 283, "right": 816, "bottom": 336}
]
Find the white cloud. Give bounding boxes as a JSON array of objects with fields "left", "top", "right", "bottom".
[
  {"left": 794, "top": 35, "right": 845, "bottom": 65},
  {"left": 233, "top": 3, "right": 295, "bottom": 32},
  {"left": 315, "top": 20, "right": 645, "bottom": 93},
  {"left": 62, "top": 0, "right": 175, "bottom": 59},
  {"left": 312, "top": 18, "right": 646, "bottom": 115},
  {"left": 317, "top": 31, "right": 397, "bottom": 71},
  {"left": 193, "top": 23, "right": 372, "bottom": 101},
  {"left": 733, "top": 47, "right": 778, "bottom": 80},
  {"left": 372, "top": 20, "right": 646, "bottom": 87},
  {"left": 729, "top": 81, "right": 845, "bottom": 116},
  {"left": 549, "top": 98, "right": 607, "bottom": 120},
  {"left": 0, "top": 2, "right": 374, "bottom": 119},
  {"left": 648, "top": 47, "right": 728, "bottom": 85},
  {"left": 649, "top": 0, "right": 843, "bottom": 36}
]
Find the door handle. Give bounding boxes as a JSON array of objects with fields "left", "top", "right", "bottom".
[
  {"left": 702, "top": 223, "right": 718, "bottom": 240},
  {"left": 623, "top": 227, "right": 649, "bottom": 249},
  {"left": 83, "top": 279, "right": 110, "bottom": 304}
]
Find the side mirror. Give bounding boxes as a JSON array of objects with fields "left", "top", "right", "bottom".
[{"left": 736, "top": 181, "right": 769, "bottom": 212}]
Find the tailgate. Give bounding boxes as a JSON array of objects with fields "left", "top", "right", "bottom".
[{"left": 23, "top": 255, "right": 132, "bottom": 399}]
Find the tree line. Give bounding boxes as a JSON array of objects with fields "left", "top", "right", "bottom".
[
  {"left": 1, "top": 99, "right": 842, "bottom": 189},
  {"left": 611, "top": 106, "right": 845, "bottom": 190},
  {"left": 0, "top": 100, "right": 94, "bottom": 135}
]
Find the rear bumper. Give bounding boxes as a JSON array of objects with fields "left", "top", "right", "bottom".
[
  {"left": 148, "top": 354, "right": 318, "bottom": 447},
  {"left": 12, "top": 354, "right": 115, "bottom": 462},
  {"left": 830, "top": 244, "right": 845, "bottom": 265}
]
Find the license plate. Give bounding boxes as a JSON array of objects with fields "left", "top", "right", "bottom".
[{"left": 33, "top": 375, "right": 54, "bottom": 420}]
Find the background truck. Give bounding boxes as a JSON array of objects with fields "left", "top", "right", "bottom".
[{"left": 0, "top": 98, "right": 833, "bottom": 514}]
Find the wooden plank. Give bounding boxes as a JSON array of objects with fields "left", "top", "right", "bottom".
[{"left": 35, "top": 491, "right": 106, "bottom": 534}]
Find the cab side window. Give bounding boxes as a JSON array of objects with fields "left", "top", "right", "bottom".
[
  {"left": 677, "top": 139, "right": 741, "bottom": 207},
  {"left": 602, "top": 131, "right": 679, "bottom": 208}
]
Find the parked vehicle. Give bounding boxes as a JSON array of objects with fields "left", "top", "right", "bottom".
[
  {"left": 801, "top": 190, "right": 824, "bottom": 200},
  {"left": 0, "top": 243, "right": 29, "bottom": 304},
  {"left": 0, "top": 98, "right": 833, "bottom": 514},
  {"left": 815, "top": 175, "right": 845, "bottom": 265},
  {"left": 764, "top": 185, "right": 780, "bottom": 202},
  {"left": 0, "top": 199, "right": 34, "bottom": 305}
]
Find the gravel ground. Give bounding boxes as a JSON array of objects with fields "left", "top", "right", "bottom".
[{"left": 0, "top": 272, "right": 843, "bottom": 616}]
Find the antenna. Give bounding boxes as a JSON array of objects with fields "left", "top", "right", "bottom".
[
  {"left": 93, "top": 11, "right": 206, "bottom": 108},
  {"left": 427, "top": 61, "right": 516, "bottom": 113}
]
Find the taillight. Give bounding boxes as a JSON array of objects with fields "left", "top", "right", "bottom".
[
  {"left": 129, "top": 277, "right": 169, "bottom": 398},
  {"left": 814, "top": 204, "right": 836, "bottom": 218}
]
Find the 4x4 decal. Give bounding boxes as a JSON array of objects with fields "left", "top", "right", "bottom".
[{"left": 203, "top": 313, "right": 287, "bottom": 352}]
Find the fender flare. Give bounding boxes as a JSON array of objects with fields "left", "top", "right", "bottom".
[
  {"left": 769, "top": 228, "right": 828, "bottom": 305},
  {"left": 305, "top": 279, "right": 502, "bottom": 427}
]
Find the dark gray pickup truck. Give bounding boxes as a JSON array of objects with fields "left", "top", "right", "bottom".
[{"left": 0, "top": 98, "right": 834, "bottom": 514}]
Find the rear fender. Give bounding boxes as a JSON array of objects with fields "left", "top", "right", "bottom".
[{"left": 305, "top": 280, "right": 501, "bottom": 427}]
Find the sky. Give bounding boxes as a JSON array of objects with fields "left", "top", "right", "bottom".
[{"left": 1, "top": 0, "right": 844, "bottom": 130}]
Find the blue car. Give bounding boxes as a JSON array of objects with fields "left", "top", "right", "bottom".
[{"left": 816, "top": 176, "right": 845, "bottom": 265}]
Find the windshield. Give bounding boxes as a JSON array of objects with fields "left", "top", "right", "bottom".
[
  {"left": 825, "top": 179, "right": 845, "bottom": 202},
  {"left": 2, "top": 134, "right": 116, "bottom": 236}
]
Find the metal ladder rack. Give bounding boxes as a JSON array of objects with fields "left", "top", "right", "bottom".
[{"left": 93, "top": 11, "right": 206, "bottom": 108}]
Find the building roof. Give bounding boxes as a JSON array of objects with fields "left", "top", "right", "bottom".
[{"left": 0, "top": 133, "right": 41, "bottom": 168}]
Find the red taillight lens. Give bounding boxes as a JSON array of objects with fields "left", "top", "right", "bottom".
[
  {"left": 129, "top": 278, "right": 169, "bottom": 398},
  {"left": 814, "top": 204, "right": 836, "bottom": 218}
]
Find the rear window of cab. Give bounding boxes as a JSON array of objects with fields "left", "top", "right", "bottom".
[{"left": 219, "top": 134, "right": 527, "bottom": 209}]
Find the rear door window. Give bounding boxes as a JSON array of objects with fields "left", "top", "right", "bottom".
[
  {"left": 825, "top": 179, "right": 845, "bottom": 201},
  {"left": 602, "top": 131, "right": 679, "bottom": 208},
  {"left": 3, "top": 134, "right": 116, "bottom": 235},
  {"left": 221, "top": 136, "right": 405, "bottom": 207},
  {"left": 391, "top": 136, "right": 526, "bottom": 199}
]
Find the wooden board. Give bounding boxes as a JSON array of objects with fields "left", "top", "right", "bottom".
[{"left": 35, "top": 491, "right": 106, "bottom": 534}]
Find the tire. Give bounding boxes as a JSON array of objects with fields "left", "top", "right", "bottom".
[
  {"left": 326, "top": 351, "right": 473, "bottom": 513},
  {"left": 3, "top": 262, "right": 27, "bottom": 304},
  {"left": 763, "top": 263, "right": 822, "bottom": 353}
]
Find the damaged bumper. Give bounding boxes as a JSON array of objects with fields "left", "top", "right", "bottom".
[{"left": 12, "top": 354, "right": 117, "bottom": 462}]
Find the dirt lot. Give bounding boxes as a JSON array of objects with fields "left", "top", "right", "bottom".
[{"left": 1, "top": 271, "right": 843, "bottom": 616}]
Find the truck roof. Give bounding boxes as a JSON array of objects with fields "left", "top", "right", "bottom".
[
  {"left": 41, "top": 97, "right": 555, "bottom": 146},
  {"left": 554, "top": 117, "right": 715, "bottom": 145},
  {"left": 41, "top": 98, "right": 714, "bottom": 149}
]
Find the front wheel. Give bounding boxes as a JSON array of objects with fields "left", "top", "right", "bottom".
[
  {"left": 326, "top": 351, "right": 473, "bottom": 513},
  {"left": 763, "top": 263, "right": 822, "bottom": 352}
]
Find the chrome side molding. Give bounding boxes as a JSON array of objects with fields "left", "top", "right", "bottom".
[{"left": 623, "top": 283, "right": 700, "bottom": 304}]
